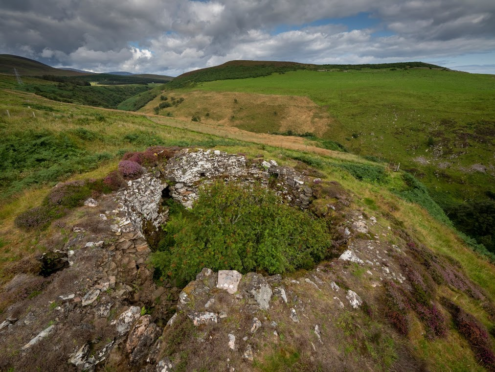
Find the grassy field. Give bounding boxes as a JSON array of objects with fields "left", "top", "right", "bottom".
[{"left": 167, "top": 68, "right": 495, "bottom": 252}]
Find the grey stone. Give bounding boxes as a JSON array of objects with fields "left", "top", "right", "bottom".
[
  {"left": 346, "top": 290, "right": 363, "bottom": 309},
  {"left": 217, "top": 270, "right": 242, "bottom": 294},
  {"left": 156, "top": 357, "right": 174, "bottom": 372},
  {"left": 82, "top": 289, "right": 100, "bottom": 306},
  {"left": 22, "top": 325, "right": 55, "bottom": 350},
  {"left": 250, "top": 318, "right": 261, "bottom": 333},
  {"left": 114, "top": 306, "right": 141, "bottom": 336},
  {"left": 243, "top": 345, "right": 254, "bottom": 361},
  {"left": 228, "top": 334, "right": 236, "bottom": 350},
  {"left": 274, "top": 287, "right": 288, "bottom": 303},
  {"left": 188, "top": 312, "right": 217, "bottom": 326},
  {"left": 339, "top": 250, "right": 364, "bottom": 264},
  {"left": 84, "top": 198, "right": 98, "bottom": 207},
  {"left": 290, "top": 308, "right": 299, "bottom": 323}
]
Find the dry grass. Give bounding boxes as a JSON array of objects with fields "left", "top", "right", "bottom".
[{"left": 140, "top": 91, "right": 332, "bottom": 137}]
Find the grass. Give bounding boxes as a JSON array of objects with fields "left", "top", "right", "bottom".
[{"left": 170, "top": 68, "right": 495, "bottom": 253}]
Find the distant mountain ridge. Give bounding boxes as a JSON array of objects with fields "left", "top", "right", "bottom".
[{"left": 0, "top": 54, "right": 173, "bottom": 81}]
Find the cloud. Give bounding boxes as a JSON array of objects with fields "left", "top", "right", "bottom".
[{"left": 0, "top": 0, "right": 494, "bottom": 75}]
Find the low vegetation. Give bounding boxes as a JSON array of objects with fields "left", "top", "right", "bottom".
[{"left": 152, "top": 181, "right": 331, "bottom": 285}]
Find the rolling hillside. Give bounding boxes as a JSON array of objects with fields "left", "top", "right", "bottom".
[
  {"left": 162, "top": 63, "right": 495, "bottom": 254},
  {"left": 0, "top": 54, "right": 90, "bottom": 76}
]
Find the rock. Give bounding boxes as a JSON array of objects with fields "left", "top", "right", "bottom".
[
  {"left": 179, "top": 291, "right": 190, "bottom": 305},
  {"left": 315, "top": 325, "right": 323, "bottom": 344},
  {"left": 188, "top": 312, "right": 218, "bottom": 326},
  {"left": 228, "top": 334, "right": 236, "bottom": 350},
  {"left": 99, "top": 214, "right": 108, "bottom": 220},
  {"left": 290, "top": 308, "right": 299, "bottom": 323},
  {"left": 156, "top": 357, "right": 174, "bottom": 372},
  {"left": 68, "top": 344, "right": 90, "bottom": 368},
  {"left": 244, "top": 273, "right": 273, "bottom": 310},
  {"left": 339, "top": 250, "right": 364, "bottom": 264},
  {"left": 274, "top": 287, "right": 288, "bottom": 303},
  {"left": 243, "top": 345, "right": 254, "bottom": 361},
  {"left": 126, "top": 315, "right": 160, "bottom": 363},
  {"left": 59, "top": 293, "right": 75, "bottom": 302},
  {"left": 305, "top": 278, "right": 320, "bottom": 290},
  {"left": 166, "top": 313, "right": 178, "bottom": 327},
  {"left": 196, "top": 267, "right": 213, "bottom": 280},
  {"left": 262, "top": 161, "right": 271, "bottom": 168},
  {"left": 22, "top": 325, "right": 55, "bottom": 350},
  {"left": 0, "top": 319, "right": 14, "bottom": 331},
  {"left": 219, "top": 311, "right": 228, "bottom": 319},
  {"left": 269, "top": 160, "right": 278, "bottom": 167},
  {"left": 96, "top": 303, "right": 112, "bottom": 318},
  {"left": 217, "top": 270, "right": 242, "bottom": 294},
  {"left": 334, "top": 297, "right": 345, "bottom": 309},
  {"left": 114, "top": 306, "right": 141, "bottom": 336},
  {"left": 84, "top": 198, "right": 98, "bottom": 207},
  {"left": 23, "top": 312, "right": 36, "bottom": 325},
  {"left": 330, "top": 281, "right": 340, "bottom": 291},
  {"left": 352, "top": 220, "right": 368, "bottom": 234},
  {"left": 82, "top": 289, "right": 100, "bottom": 306},
  {"left": 346, "top": 290, "right": 363, "bottom": 309},
  {"left": 250, "top": 318, "right": 262, "bottom": 333}
]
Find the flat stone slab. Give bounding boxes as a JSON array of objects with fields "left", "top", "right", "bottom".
[{"left": 217, "top": 270, "right": 242, "bottom": 294}]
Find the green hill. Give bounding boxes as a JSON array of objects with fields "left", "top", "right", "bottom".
[
  {"left": 0, "top": 54, "right": 90, "bottom": 76},
  {"left": 166, "top": 63, "right": 495, "bottom": 254}
]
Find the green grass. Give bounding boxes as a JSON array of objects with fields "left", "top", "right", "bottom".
[{"left": 174, "top": 68, "right": 495, "bottom": 252}]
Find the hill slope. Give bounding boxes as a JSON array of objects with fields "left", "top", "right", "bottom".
[
  {"left": 165, "top": 65, "right": 495, "bottom": 254},
  {"left": 0, "top": 54, "right": 89, "bottom": 76}
]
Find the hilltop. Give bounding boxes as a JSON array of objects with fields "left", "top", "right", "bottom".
[{"left": 0, "top": 54, "right": 90, "bottom": 77}]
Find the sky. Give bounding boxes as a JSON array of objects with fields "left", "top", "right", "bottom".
[{"left": 1, "top": 0, "right": 494, "bottom": 76}]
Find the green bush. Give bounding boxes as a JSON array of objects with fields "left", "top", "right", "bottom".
[
  {"left": 338, "top": 163, "right": 387, "bottom": 183},
  {"left": 152, "top": 182, "right": 331, "bottom": 285}
]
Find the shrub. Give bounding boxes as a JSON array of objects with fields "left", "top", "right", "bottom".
[
  {"left": 122, "top": 151, "right": 144, "bottom": 165},
  {"left": 14, "top": 206, "right": 61, "bottom": 230},
  {"left": 338, "top": 163, "right": 387, "bottom": 183},
  {"left": 443, "top": 299, "right": 495, "bottom": 370},
  {"left": 118, "top": 160, "right": 144, "bottom": 179},
  {"left": 103, "top": 171, "right": 126, "bottom": 191},
  {"left": 191, "top": 115, "right": 201, "bottom": 122},
  {"left": 152, "top": 181, "right": 331, "bottom": 286},
  {"left": 159, "top": 102, "right": 171, "bottom": 109},
  {"left": 383, "top": 281, "right": 410, "bottom": 335}
]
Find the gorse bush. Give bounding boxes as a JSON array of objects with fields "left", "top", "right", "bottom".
[{"left": 152, "top": 181, "right": 331, "bottom": 286}]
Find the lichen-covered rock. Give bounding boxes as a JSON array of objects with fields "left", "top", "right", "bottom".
[
  {"left": 217, "top": 270, "right": 242, "bottom": 294},
  {"left": 339, "top": 249, "right": 364, "bottom": 264},
  {"left": 126, "top": 315, "right": 160, "bottom": 363},
  {"left": 118, "top": 173, "right": 168, "bottom": 236},
  {"left": 188, "top": 312, "right": 218, "bottom": 326},
  {"left": 114, "top": 306, "right": 141, "bottom": 336},
  {"left": 241, "top": 273, "right": 273, "bottom": 311},
  {"left": 346, "top": 290, "right": 363, "bottom": 309}
]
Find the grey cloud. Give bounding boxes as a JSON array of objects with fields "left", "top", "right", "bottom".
[{"left": 0, "top": 0, "right": 494, "bottom": 75}]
